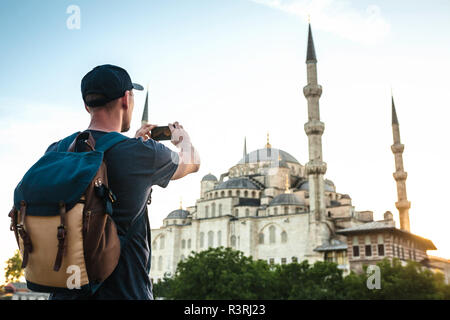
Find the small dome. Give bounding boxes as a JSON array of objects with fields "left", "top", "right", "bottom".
[
  {"left": 298, "top": 180, "right": 334, "bottom": 192},
  {"left": 201, "top": 173, "right": 218, "bottom": 182},
  {"left": 166, "top": 209, "right": 190, "bottom": 219},
  {"left": 215, "top": 177, "right": 260, "bottom": 190},
  {"left": 269, "top": 193, "right": 305, "bottom": 206}
]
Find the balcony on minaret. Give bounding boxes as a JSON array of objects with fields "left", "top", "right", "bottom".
[
  {"left": 393, "top": 171, "right": 408, "bottom": 181},
  {"left": 391, "top": 144, "right": 405, "bottom": 153},
  {"left": 304, "top": 120, "right": 325, "bottom": 136},
  {"left": 305, "top": 160, "right": 327, "bottom": 175},
  {"left": 395, "top": 199, "right": 411, "bottom": 210},
  {"left": 303, "top": 83, "right": 322, "bottom": 97}
]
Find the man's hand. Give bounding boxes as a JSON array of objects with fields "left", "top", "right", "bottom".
[
  {"left": 168, "top": 121, "right": 191, "bottom": 148},
  {"left": 168, "top": 121, "right": 200, "bottom": 180},
  {"left": 135, "top": 123, "right": 158, "bottom": 141}
]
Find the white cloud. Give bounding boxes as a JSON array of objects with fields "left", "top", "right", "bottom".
[{"left": 251, "top": 0, "right": 391, "bottom": 45}]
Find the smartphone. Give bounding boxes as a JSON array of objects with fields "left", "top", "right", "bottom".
[{"left": 150, "top": 126, "right": 172, "bottom": 141}]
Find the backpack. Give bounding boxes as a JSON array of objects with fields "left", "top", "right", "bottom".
[{"left": 8, "top": 130, "right": 131, "bottom": 294}]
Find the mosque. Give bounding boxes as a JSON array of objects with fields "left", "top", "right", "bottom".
[{"left": 147, "top": 24, "right": 448, "bottom": 283}]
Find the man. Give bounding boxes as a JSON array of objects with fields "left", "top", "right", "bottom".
[{"left": 48, "top": 64, "right": 200, "bottom": 299}]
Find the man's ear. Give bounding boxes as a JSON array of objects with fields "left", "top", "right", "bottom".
[
  {"left": 84, "top": 105, "right": 91, "bottom": 114},
  {"left": 121, "top": 91, "right": 131, "bottom": 111}
]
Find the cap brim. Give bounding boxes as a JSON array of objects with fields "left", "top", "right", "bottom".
[{"left": 132, "top": 83, "right": 144, "bottom": 91}]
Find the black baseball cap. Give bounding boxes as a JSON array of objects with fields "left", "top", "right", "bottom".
[{"left": 81, "top": 64, "right": 144, "bottom": 107}]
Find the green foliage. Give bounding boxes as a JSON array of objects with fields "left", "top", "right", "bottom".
[
  {"left": 4, "top": 250, "right": 24, "bottom": 284},
  {"left": 152, "top": 248, "right": 450, "bottom": 300}
]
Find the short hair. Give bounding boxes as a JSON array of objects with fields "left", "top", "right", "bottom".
[{"left": 84, "top": 93, "right": 108, "bottom": 108}]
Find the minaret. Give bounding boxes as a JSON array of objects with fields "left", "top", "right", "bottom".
[
  {"left": 303, "top": 23, "right": 329, "bottom": 257},
  {"left": 141, "top": 88, "right": 149, "bottom": 125},
  {"left": 303, "top": 23, "right": 327, "bottom": 221},
  {"left": 243, "top": 137, "right": 247, "bottom": 163},
  {"left": 391, "top": 95, "right": 411, "bottom": 232}
]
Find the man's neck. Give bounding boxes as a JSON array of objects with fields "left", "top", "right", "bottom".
[{"left": 87, "top": 117, "right": 122, "bottom": 133}]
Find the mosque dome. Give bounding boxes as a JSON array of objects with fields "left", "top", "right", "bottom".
[
  {"left": 238, "top": 148, "right": 300, "bottom": 165},
  {"left": 201, "top": 173, "right": 218, "bottom": 182},
  {"left": 298, "top": 180, "right": 335, "bottom": 192},
  {"left": 269, "top": 193, "right": 305, "bottom": 206},
  {"left": 215, "top": 177, "right": 260, "bottom": 190},
  {"left": 166, "top": 209, "right": 190, "bottom": 220}
]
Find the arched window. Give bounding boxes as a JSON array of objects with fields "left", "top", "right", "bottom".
[
  {"left": 281, "top": 231, "right": 287, "bottom": 243},
  {"left": 252, "top": 191, "right": 256, "bottom": 198},
  {"left": 158, "top": 256, "right": 163, "bottom": 271},
  {"left": 296, "top": 207, "right": 301, "bottom": 213},
  {"left": 200, "top": 232, "right": 204, "bottom": 248},
  {"left": 187, "top": 239, "right": 191, "bottom": 249},
  {"left": 234, "top": 208, "right": 239, "bottom": 217},
  {"left": 211, "top": 203, "right": 216, "bottom": 217},
  {"left": 153, "top": 240, "right": 157, "bottom": 251},
  {"left": 231, "top": 235, "right": 236, "bottom": 247},
  {"left": 221, "top": 191, "right": 225, "bottom": 197},
  {"left": 245, "top": 208, "right": 250, "bottom": 217},
  {"left": 284, "top": 206, "right": 288, "bottom": 214},
  {"left": 160, "top": 236, "right": 165, "bottom": 250},
  {"left": 269, "top": 226, "right": 276, "bottom": 244},
  {"left": 181, "top": 239, "right": 186, "bottom": 249},
  {"left": 208, "top": 231, "right": 214, "bottom": 248},
  {"left": 274, "top": 207, "right": 278, "bottom": 215},
  {"left": 244, "top": 190, "right": 248, "bottom": 197},
  {"left": 228, "top": 190, "right": 232, "bottom": 197},
  {"left": 218, "top": 204, "right": 222, "bottom": 216},
  {"left": 217, "top": 231, "right": 222, "bottom": 247},
  {"left": 205, "top": 205, "right": 209, "bottom": 218},
  {"left": 236, "top": 190, "right": 240, "bottom": 197},
  {"left": 258, "top": 233, "right": 264, "bottom": 244}
]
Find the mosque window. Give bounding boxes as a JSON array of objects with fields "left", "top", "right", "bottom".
[
  {"left": 281, "top": 231, "right": 287, "bottom": 243},
  {"left": 215, "top": 192, "right": 218, "bottom": 198},
  {"left": 231, "top": 235, "right": 236, "bottom": 247},
  {"left": 200, "top": 232, "right": 204, "bottom": 248},
  {"left": 218, "top": 204, "right": 222, "bottom": 216},
  {"left": 217, "top": 231, "right": 222, "bottom": 247},
  {"left": 392, "top": 244, "right": 395, "bottom": 257},
  {"left": 413, "top": 250, "right": 416, "bottom": 261},
  {"left": 377, "top": 234, "right": 384, "bottom": 244},
  {"left": 205, "top": 205, "right": 209, "bottom": 218},
  {"left": 269, "top": 258, "right": 275, "bottom": 265},
  {"left": 244, "top": 190, "right": 248, "bottom": 197},
  {"left": 269, "top": 225, "right": 276, "bottom": 244},
  {"left": 296, "top": 207, "right": 301, "bottom": 213},
  {"left": 208, "top": 231, "right": 214, "bottom": 248},
  {"left": 228, "top": 191, "right": 232, "bottom": 197},
  {"left": 160, "top": 236, "right": 165, "bottom": 250},
  {"left": 212, "top": 203, "right": 216, "bottom": 217},
  {"left": 236, "top": 190, "right": 240, "bottom": 197},
  {"left": 234, "top": 208, "right": 239, "bottom": 217},
  {"left": 258, "top": 233, "right": 264, "bottom": 244},
  {"left": 292, "top": 257, "right": 298, "bottom": 263},
  {"left": 365, "top": 245, "right": 372, "bottom": 257},
  {"left": 353, "top": 246, "right": 360, "bottom": 257},
  {"left": 281, "top": 258, "right": 287, "bottom": 265},
  {"left": 252, "top": 191, "right": 256, "bottom": 198},
  {"left": 401, "top": 247, "right": 405, "bottom": 260},
  {"left": 378, "top": 244, "right": 385, "bottom": 256},
  {"left": 181, "top": 239, "right": 186, "bottom": 249},
  {"left": 284, "top": 207, "right": 288, "bottom": 214},
  {"left": 153, "top": 240, "right": 157, "bottom": 251},
  {"left": 221, "top": 191, "right": 225, "bottom": 197},
  {"left": 188, "top": 239, "right": 191, "bottom": 249},
  {"left": 274, "top": 207, "right": 278, "bottom": 215},
  {"left": 245, "top": 208, "right": 249, "bottom": 217},
  {"left": 158, "top": 256, "right": 163, "bottom": 271}
]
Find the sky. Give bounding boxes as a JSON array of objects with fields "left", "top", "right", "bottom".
[{"left": 0, "top": 0, "right": 449, "bottom": 278}]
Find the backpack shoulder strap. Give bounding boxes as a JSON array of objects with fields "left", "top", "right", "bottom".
[
  {"left": 94, "top": 132, "right": 129, "bottom": 152},
  {"left": 56, "top": 132, "right": 80, "bottom": 152}
]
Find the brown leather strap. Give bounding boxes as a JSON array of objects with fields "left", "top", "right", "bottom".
[
  {"left": 17, "top": 201, "right": 32, "bottom": 268},
  {"left": 53, "top": 201, "right": 67, "bottom": 272}
]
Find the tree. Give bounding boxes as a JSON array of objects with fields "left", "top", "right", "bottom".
[
  {"left": 159, "top": 247, "right": 276, "bottom": 300},
  {"left": 4, "top": 250, "right": 24, "bottom": 284}
]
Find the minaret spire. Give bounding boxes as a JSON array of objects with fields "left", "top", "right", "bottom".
[
  {"left": 303, "top": 23, "right": 328, "bottom": 257},
  {"left": 141, "top": 86, "right": 149, "bottom": 125},
  {"left": 390, "top": 95, "right": 411, "bottom": 232}
]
